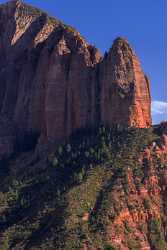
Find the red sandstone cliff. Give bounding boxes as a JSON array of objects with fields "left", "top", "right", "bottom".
[
  {"left": 103, "top": 123, "right": 167, "bottom": 250},
  {"left": 100, "top": 38, "right": 151, "bottom": 128},
  {"left": 0, "top": 0, "right": 151, "bottom": 158}
]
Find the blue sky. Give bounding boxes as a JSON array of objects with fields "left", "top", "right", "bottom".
[{"left": 1, "top": 0, "right": 167, "bottom": 124}]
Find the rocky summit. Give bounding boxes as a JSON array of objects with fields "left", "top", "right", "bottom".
[
  {"left": 1, "top": 1, "right": 166, "bottom": 250},
  {"left": 0, "top": 0, "right": 151, "bottom": 159}
]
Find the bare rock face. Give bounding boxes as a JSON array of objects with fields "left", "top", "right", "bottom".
[
  {"left": 0, "top": 1, "right": 152, "bottom": 157},
  {"left": 0, "top": 117, "right": 16, "bottom": 158},
  {"left": 99, "top": 37, "right": 151, "bottom": 127}
]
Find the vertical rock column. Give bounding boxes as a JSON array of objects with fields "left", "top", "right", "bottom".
[{"left": 99, "top": 37, "right": 152, "bottom": 128}]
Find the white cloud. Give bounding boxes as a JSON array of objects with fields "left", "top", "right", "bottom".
[{"left": 152, "top": 101, "right": 167, "bottom": 115}]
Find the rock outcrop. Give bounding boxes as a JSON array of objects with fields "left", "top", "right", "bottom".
[
  {"left": 100, "top": 38, "right": 151, "bottom": 128},
  {"left": 0, "top": 0, "right": 152, "bottom": 157}
]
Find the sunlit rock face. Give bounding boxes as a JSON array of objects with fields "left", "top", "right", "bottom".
[
  {"left": 0, "top": 1, "right": 151, "bottom": 157},
  {"left": 99, "top": 37, "right": 151, "bottom": 128}
]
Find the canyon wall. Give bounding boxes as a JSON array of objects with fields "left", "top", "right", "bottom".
[{"left": 0, "top": 0, "right": 151, "bottom": 157}]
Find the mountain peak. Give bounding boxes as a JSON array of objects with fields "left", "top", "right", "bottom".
[
  {"left": 112, "top": 36, "right": 134, "bottom": 54},
  {"left": 5, "top": 0, "right": 23, "bottom": 7},
  {"left": 10, "top": 0, "right": 22, "bottom": 3},
  {"left": 0, "top": 0, "right": 151, "bottom": 152},
  {"left": 113, "top": 36, "right": 129, "bottom": 43},
  {"left": 2, "top": 0, "right": 44, "bottom": 19}
]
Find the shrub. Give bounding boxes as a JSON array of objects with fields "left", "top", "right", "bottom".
[
  {"left": 105, "top": 244, "right": 116, "bottom": 250},
  {"left": 52, "top": 157, "right": 58, "bottom": 167}
]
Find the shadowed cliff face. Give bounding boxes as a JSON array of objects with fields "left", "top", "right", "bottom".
[{"left": 0, "top": 1, "right": 151, "bottom": 158}]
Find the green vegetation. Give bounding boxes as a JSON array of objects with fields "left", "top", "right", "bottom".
[
  {"left": 105, "top": 245, "right": 117, "bottom": 250},
  {"left": 127, "top": 238, "right": 141, "bottom": 250},
  {"left": 62, "top": 23, "right": 77, "bottom": 33},
  {"left": 47, "top": 16, "right": 60, "bottom": 26},
  {"left": 0, "top": 125, "right": 166, "bottom": 249},
  {"left": 149, "top": 218, "right": 167, "bottom": 250}
]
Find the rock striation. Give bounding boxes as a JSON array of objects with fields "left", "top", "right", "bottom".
[
  {"left": 0, "top": 1, "right": 152, "bottom": 157},
  {"left": 100, "top": 38, "right": 151, "bottom": 128}
]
